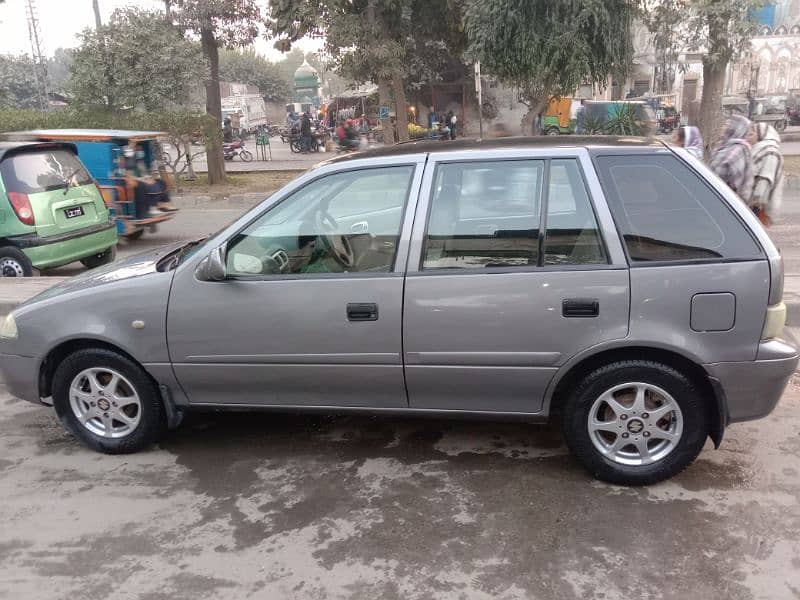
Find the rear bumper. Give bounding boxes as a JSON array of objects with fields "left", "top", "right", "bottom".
[
  {"left": 0, "top": 353, "right": 42, "bottom": 404},
  {"left": 17, "top": 224, "right": 117, "bottom": 269},
  {"left": 706, "top": 335, "right": 799, "bottom": 424}
]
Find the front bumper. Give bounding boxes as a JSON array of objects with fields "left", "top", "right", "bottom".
[
  {"left": 15, "top": 223, "right": 117, "bottom": 270},
  {"left": 0, "top": 353, "right": 42, "bottom": 404},
  {"left": 706, "top": 335, "right": 799, "bottom": 424}
]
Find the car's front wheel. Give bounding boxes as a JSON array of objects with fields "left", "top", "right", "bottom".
[
  {"left": 52, "top": 349, "right": 164, "bottom": 454},
  {"left": 562, "top": 360, "right": 708, "bottom": 485}
]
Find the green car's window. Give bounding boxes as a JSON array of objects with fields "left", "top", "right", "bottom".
[
  {"left": 226, "top": 166, "right": 414, "bottom": 276},
  {"left": 0, "top": 149, "right": 93, "bottom": 194}
]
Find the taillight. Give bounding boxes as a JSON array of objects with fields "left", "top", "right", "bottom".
[{"left": 7, "top": 192, "right": 35, "bottom": 226}]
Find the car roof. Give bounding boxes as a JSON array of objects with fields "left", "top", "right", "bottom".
[
  {"left": 321, "top": 135, "right": 667, "bottom": 165},
  {"left": 0, "top": 140, "right": 77, "bottom": 162},
  {"left": 12, "top": 129, "right": 165, "bottom": 142}
]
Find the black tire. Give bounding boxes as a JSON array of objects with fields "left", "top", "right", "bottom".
[
  {"left": 240, "top": 149, "right": 253, "bottom": 162},
  {"left": 125, "top": 229, "right": 145, "bottom": 241},
  {"left": 0, "top": 246, "right": 34, "bottom": 277},
  {"left": 546, "top": 127, "right": 561, "bottom": 136},
  {"left": 561, "top": 360, "right": 708, "bottom": 485},
  {"left": 80, "top": 245, "right": 117, "bottom": 270},
  {"left": 290, "top": 140, "right": 302, "bottom": 153},
  {"left": 52, "top": 348, "right": 165, "bottom": 454}
]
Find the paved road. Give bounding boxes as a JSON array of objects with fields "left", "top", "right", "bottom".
[{"left": 2, "top": 378, "right": 799, "bottom": 599}]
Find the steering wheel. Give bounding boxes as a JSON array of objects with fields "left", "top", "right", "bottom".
[{"left": 315, "top": 210, "right": 355, "bottom": 268}]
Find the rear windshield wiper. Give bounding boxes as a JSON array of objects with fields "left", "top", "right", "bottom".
[{"left": 62, "top": 169, "right": 82, "bottom": 195}]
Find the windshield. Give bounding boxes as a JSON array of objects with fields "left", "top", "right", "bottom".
[{"left": 0, "top": 148, "right": 93, "bottom": 194}]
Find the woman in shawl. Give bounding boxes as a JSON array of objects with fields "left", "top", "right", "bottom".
[
  {"left": 746, "top": 122, "right": 784, "bottom": 226},
  {"left": 708, "top": 115, "right": 754, "bottom": 203},
  {"left": 672, "top": 125, "right": 704, "bottom": 160}
]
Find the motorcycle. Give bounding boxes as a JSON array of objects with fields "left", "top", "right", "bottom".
[{"left": 223, "top": 139, "right": 253, "bottom": 162}]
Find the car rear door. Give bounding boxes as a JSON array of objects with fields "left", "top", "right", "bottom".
[{"left": 402, "top": 148, "right": 630, "bottom": 414}]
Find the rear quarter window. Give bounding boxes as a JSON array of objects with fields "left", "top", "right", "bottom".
[
  {"left": 0, "top": 148, "right": 93, "bottom": 194},
  {"left": 594, "top": 153, "right": 762, "bottom": 262}
]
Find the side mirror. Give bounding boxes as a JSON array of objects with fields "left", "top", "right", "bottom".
[{"left": 195, "top": 245, "right": 227, "bottom": 281}]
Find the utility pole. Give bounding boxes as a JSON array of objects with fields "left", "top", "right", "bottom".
[
  {"left": 92, "top": 0, "right": 102, "bottom": 29},
  {"left": 25, "top": 0, "right": 49, "bottom": 110}
]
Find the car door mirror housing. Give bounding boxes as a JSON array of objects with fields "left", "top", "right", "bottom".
[{"left": 196, "top": 245, "right": 227, "bottom": 281}]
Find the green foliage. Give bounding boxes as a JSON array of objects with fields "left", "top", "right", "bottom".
[
  {"left": 464, "top": 0, "right": 636, "bottom": 105},
  {"left": 69, "top": 7, "right": 207, "bottom": 111},
  {"left": 683, "top": 0, "right": 764, "bottom": 66},
  {"left": 48, "top": 48, "right": 74, "bottom": 96},
  {"left": 603, "top": 104, "right": 646, "bottom": 135},
  {"left": 174, "top": 0, "right": 262, "bottom": 46},
  {"left": 0, "top": 54, "right": 40, "bottom": 109},
  {"left": 219, "top": 48, "right": 292, "bottom": 102},
  {"left": 639, "top": 0, "right": 686, "bottom": 94}
]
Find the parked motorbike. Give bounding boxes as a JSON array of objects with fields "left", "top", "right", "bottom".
[{"left": 222, "top": 140, "right": 253, "bottom": 162}]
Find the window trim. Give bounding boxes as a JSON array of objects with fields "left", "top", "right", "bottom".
[
  {"left": 417, "top": 156, "right": 611, "bottom": 273},
  {"left": 223, "top": 163, "right": 419, "bottom": 280},
  {"left": 590, "top": 150, "right": 765, "bottom": 266}
]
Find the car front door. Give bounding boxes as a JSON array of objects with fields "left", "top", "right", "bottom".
[
  {"left": 403, "top": 149, "right": 630, "bottom": 414},
  {"left": 167, "top": 158, "right": 424, "bottom": 408}
]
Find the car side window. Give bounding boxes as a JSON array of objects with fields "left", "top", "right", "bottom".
[
  {"left": 226, "top": 165, "right": 414, "bottom": 276},
  {"left": 544, "top": 159, "right": 606, "bottom": 265},
  {"left": 422, "top": 160, "right": 544, "bottom": 269},
  {"left": 595, "top": 154, "right": 762, "bottom": 262}
]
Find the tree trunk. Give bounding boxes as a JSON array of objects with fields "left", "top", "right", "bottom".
[
  {"left": 201, "top": 27, "right": 226, "bottom": 184},
  {"left": 184, "top": 141, "right": 196, "bottom": 182},
  {"left": 164, "top": 0, "right": 171, "bottom": 22},
  {"left": 698, "top": 59, "right": 727, "bottom": 159},
  {"left": 378, "top": 79, "right": 392, "bottom": 144},
  {"left": 92, "top": 0, "right": 102, "bottom": 29},
  {"left": 393, "top": 76, "right": 409, "bottom": 143},
  {"left": 521, "top": 95, "right": 550, "bottom": 136}
]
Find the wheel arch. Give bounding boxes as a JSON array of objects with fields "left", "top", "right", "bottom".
[{"left": 545, "top": 345, "right": 725, "bottom": 448}]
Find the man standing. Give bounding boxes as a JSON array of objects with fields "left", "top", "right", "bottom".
[
  {"left": 448, "top": 111, "right": 457, "bottom": 140},
  {"left": 427, "top": 106, "right": 436, "bottom": 132},
  {"left": 300, "top": 111, "right": 312, "bottom": 153}
]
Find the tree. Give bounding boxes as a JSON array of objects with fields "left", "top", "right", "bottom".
[
  {"left": 218, "top": 48, "right": 292, "bottom": 102},
  {"left": 48, "top": 48, "right": 74, "bottom": 95},
  {"left": 69, "top": 7, "right": 207, "bottom": 111},
  {"left": 0, "top": 54, "right": 40, "bottom": 108},
  {"left": 684, "top": 0, "right": 763, "bottom": 154},
  {"left": 173, "top": 0, "right": 262, "bottom": 184},
  {"left": 465, "top": 0, "right": 635, "bottom": 134},
  {"left": 640, "top": 0, "right": 685, "bottom": 95}
]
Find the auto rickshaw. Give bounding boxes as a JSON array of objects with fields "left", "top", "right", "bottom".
[{"left": 15, "top": 129, "right": 175, "bottom": 240}]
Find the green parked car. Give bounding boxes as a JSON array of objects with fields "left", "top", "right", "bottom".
[{"left": 0, "top": 141, "right": 118, "bottom": 277}]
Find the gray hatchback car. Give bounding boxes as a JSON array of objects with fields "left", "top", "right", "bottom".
[{"left": 0, "top": 137, "right": 796, "bottom": 485}]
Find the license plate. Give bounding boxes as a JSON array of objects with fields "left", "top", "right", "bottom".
[{"left": 65, "top": 206, "right": 84, "bottom": 219}]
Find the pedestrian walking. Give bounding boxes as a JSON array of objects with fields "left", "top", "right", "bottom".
[
  {"left": 449, "top": 111, "right": 457, "bottom": 140},
  {"left": 672, "top": 125, "right": 704, "bottom": 160},
  {"left": 708, "top": 115, "right": 754, "bottom": 203},
  {"left": 747, "top": 122, "right": 784, "bottom": 226},
  {"left": 300, "top": 111, "right": 312, "bottom": 153}
]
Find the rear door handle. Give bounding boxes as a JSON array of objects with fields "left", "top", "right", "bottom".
[
  {"left": 347, "top": 303, "right": 378, "bottom": 321},
  {"left": 562, "top": 298, "right": 599, "bottom": 318}
]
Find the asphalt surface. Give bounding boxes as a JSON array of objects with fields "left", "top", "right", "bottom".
[{"left": 2, "top": 375, "right": 800, "bottom": 599}]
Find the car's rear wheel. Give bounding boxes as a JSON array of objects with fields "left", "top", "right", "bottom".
[
  {"left": 0, "top": 246, "right": 34, "bottom": 277},
  {"left": 52, "top": 349, "right": 164, "bottom": 454},
  {"left": 80, "top": 246, "right": 117, "bottom": 270},
  {"left": 562, "top": 360, "right": 708, "bottom": 485}
]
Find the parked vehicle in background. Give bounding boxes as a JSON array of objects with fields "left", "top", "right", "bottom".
[
  {"left": 656, "top": 106, "right": 681, "bottom": 133},
  {"left": 13, "top": 130, "right": 177, "bottom": 241},
  {"left": 1, "top": 137, "right": 795, "bottom": 486},
  {"left": 222, "top": 94, "right": 268, "bottom": 135},
  {"left": 583, "top": 101, "right": 658, "bottom": 134},
  {"left": 222, "top": 139, "right": 253, "bottom": 162},
  {"left": 723, "top": 95, "right": 788, "bottom": 132},
  {"left": 542, "top": 96, "right": 577, "bottom": 135},
  {"left": 0, "top": 141, "right": 117, "bottom": 276}
]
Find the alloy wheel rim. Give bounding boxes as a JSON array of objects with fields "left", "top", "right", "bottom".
[
  {"left": 587, "top": 382, "right": 683, "bottom": 466},
  {"left": 69, "top": 368, "right": 142, "bottom": 439},
  {"left": 1, "top": 258, "right": 24, "bottom": 277}
]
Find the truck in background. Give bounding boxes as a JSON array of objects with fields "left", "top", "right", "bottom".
[{"left": 220, "top": 82, "right": 268, "bottom": 135}]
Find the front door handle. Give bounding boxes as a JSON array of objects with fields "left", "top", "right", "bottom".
[
  {"left": 562, "top": 298, "right": 599, "bottom": 318},
  {"left": 347, "top": 303, "right": 378, "bottom": 321}
]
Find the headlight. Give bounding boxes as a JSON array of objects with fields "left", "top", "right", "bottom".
[{"left": 0, "top": 313, "right": 18, "bottom": 339}]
